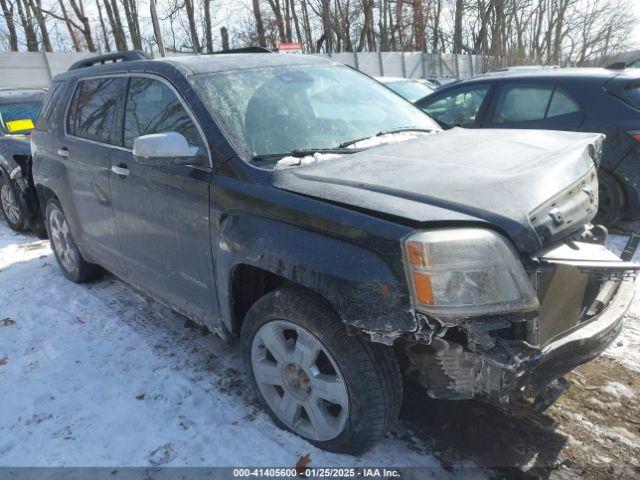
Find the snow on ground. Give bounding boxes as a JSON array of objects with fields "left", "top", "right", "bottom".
[
  {"left": 0, "top": 219, "right": 638, "bottom": 472},
  {"left": 603, "top": 234, "right": 640, "bottom": 373},
  {"left": 0, "top": 223, "right": 473, "bottom": 475}
]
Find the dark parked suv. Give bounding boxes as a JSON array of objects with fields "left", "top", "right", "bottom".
[
  {"left": 416, "top": 68, "right": 640, "bottom": 227},
  {"left": 32, "top": 51, "right": 638, "bottom": 454}
]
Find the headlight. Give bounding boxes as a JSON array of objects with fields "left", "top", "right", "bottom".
[{"left": 403, "top": 228, "right": 539, "bottom": 318}]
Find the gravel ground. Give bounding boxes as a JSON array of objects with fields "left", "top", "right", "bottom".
[{"left": 0, "top": 222, "right": 638, "bottom": 479}]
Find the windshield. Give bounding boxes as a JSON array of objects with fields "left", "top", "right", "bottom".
[
  {"left": 192, "top": 64, "right": 440, "bottom": 158},
  {"left": 386, "top": 80, "right": 435, "bottom": 102},
  {"left": 0, "top": 101, "right": 42, "bottom": 135}
]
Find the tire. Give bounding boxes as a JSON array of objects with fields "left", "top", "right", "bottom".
[
  {"left": 241, "top": 287, "right": 402, "bottom": 455},
  {"left": 594, "top": 170, "right": 625, "bottom": 227},
  {"left": 0, "top": 175, "right": 26, "bottom": 231},
  {"left": 45, "top": 199, "right": 101, "bottom": 283}
]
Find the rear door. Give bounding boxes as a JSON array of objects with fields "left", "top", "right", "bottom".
[
  {"left": 482, "top": 82, "right": 584, "bottom": 131},
  {"left": 108, "top": 75, "right": 218, "bottom": 326},
  {"left": 61, "top": 77, "right": 128, "bottom": 272}
]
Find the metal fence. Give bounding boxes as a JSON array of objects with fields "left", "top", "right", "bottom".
[
  {"left": 317, "top": 52, "right": 493, "bottom": 80},
  {"left": 0, "top": 51, "right": 494, "bottom": 89}
]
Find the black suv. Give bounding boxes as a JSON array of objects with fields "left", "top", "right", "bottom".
[
  {"left": 416, "top": 68, "right": 640, "bottom": 227},
  {"left": 32, "top": 51, "right": 638, "bottom": 454}
]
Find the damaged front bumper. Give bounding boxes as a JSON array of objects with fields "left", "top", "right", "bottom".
[{"left": 405, "top": 236, "right": 638, "bottom": 406}]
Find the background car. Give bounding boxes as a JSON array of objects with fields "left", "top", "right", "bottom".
[
  {"left": 415, "top": 68, "right": 640, "bottom": 227},
  {"left": 0, "top": 88, "right": 46, "bottom": 234},
  {"left": 423, "top": 76, "right": 459, "bottom": 88},
  {"left": 375, "top": 77, "right": 436, "bottom": 102}
]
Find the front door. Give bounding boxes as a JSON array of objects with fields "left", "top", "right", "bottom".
[{"left": 109, "top": 75, "right": 218, "bottom": 326}]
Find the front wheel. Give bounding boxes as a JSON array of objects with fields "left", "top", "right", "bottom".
[
  {"left": 0, "top": 176, "right": 26, "bottom": 231},
  {"left": 241, "top": 288, "right": 402, "bottom": 454}
]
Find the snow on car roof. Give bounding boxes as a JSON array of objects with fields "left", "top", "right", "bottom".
[{"left": 162, "top": 53, "right": 334, "bottom": 75}]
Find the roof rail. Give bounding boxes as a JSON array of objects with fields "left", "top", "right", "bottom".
[
  {"left": 69, "top": 50, "right": 150, "bottom": 71},
  {"left": 211, "top": 46, "right": 272, "bottom": 55}
]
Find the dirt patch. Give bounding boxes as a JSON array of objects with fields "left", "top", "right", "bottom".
[{"left": 399, "top": 357, "right": 640, "bottom": 479}]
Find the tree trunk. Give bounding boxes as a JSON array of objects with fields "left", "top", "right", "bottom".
[
  {"left": 184, "top": 0, "right": 200, "bottom": 52},
  {"left": 96, "top": 0, "right": 111, "bottom": 52},
  {"left": 453, "top": 0, "right": 464, "bottom": 53},
  {"left": 432, "top": 0, "right": 441, "bottom": 53},
  {"left": 120, "top": 0, "right": 142, "bottom": 50},
  {"left": 321, "top": 0, "right": 332, "bottom": 52},
  {"left": 267, "top": 0, "right": 287, "bottom": 43},
  {"left": 300, "top": 0, "right": 313, "bottom": 52},
  {"left": 204, "top": 0, "right": 213, "bottom": 53},
  {"left": 16, "top": 0, "right": 39, "bottom": 51},
  {"left": 0, "top": 0, "right": 20, "bottom": 51},
  {"left": 67, "top": 0, "right": 96, "bottom": 51},
  {"left": 251, "top": 0, "right": 266, "bottom": 47},
  {"left": 105, "top": 0, "right": 127, "bottom": 50},
  {"left": 289, "top": 0, "right": 302, "bottom": 45},
  {"left": 28, "top": 0, "right": 52, "bottom": 51},
  {"left": 58, "top": 0, "right": 80, "bottom": 51}
]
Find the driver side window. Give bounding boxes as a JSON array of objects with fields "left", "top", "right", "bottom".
[
  {"left": 419, "top": 85, "right": 489, "bottom": 127},
  {"left": 123, "top": 77, "right": 202, "bottom": 150}
]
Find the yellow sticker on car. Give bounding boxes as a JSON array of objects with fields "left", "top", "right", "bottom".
[{"left": 6, "top": 118, "right": 35, "bottom": 133}]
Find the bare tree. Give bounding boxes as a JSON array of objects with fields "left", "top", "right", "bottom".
[{"left": 0, "top": 0, "right": 20, "bottom": 51}]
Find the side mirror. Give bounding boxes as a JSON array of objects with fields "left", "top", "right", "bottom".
[{"left": 133, "top": 132, "right": 201, "bottom": 166}]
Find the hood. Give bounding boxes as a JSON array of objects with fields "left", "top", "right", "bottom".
[{"left": 272, "top": 128, "right": 603, "bottom": 253}]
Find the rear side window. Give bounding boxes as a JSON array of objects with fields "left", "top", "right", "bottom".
[
  {"left": 493, "top": 84, "right": 581, "bottom": 123},
  {"left": 123, "top": 77, "right": 201, "bottom": 149},
  {"left": 38, "top": 81, "right": 65, "bottom": 129},
  {"left": 623, "top": 83, "right": 640, "bottom": 109},
  {"left": 494, "top": 85, "right": 553, "bottom": 123},
  {"left": 67, "top": 77, "right": 127, "bottom": 144}
]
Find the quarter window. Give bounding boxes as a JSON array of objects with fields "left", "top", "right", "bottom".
[
  {"left": 546, "top": 89, "right": 581, "bottom": 117},
  {"left": 40, "top": 81, "right": 65, "bottom": 125},
  {"left": 67, "top": 77, "right": 126, "bottom": 144},
  {"left": 123, "top": 77, "right": 201, "bottom": 149}
]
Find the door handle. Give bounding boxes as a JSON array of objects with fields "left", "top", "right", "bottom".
[
  {"left": 111, "top": 164, "right": 130, "bottom": 177},
  {"left": 57, "top": 147, "right": 69, "bottom": 158}
]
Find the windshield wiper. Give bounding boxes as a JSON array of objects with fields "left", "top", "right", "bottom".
[
  {"left": 251, "top": 147, "right": 361, "bottom": 163},
  {"left": 338, "top": 127, "right": 433, "bottom": 149}
]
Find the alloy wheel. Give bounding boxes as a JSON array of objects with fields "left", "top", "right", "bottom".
[
  {"left": 1, "top": 183, "right": 21, "bottom": 225},
  {"left": 251, "top": 319, "right": 349, "bottom": 441},
  {"left": 49, "top": 208, "right": 77, "bottom": 273}
]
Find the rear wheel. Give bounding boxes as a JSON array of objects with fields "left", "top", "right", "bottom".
[
  {"left": 46, "top": 199, "right": 101, "bottom": 282},
  {"left": 594, "top": 170, "right": 625, "bottom": 227},
  {"left": 0, "top": 176, "right": 26, "bottom": 231},
  {"left": 241, "top": 287, "right": 402, "bottom": 454}
]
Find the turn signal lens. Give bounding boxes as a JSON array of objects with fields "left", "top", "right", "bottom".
[
  {"left": 407, "top": 241, "right": 426, "bottom": 267},
  {"left": 629, "top": 130, "right": 640, "bottom": 142},
  {"left": 412, "top": 272, "right": 434, "bottom": 305}
]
